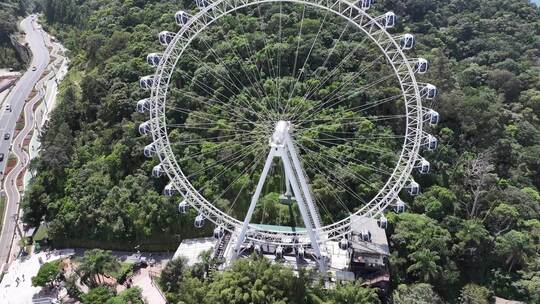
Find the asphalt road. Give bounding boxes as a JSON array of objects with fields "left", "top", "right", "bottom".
[{"left": 0, "top": 15, "right": 50, "bottom": 270}]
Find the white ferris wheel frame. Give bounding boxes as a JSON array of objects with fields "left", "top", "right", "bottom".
[{"left": 147, "top": 0, "right": 427, "bottom": 247}]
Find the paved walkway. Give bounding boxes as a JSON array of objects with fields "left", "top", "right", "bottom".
[
  {"left": 0, "top": 249, "right": 73, "bottom": 303},
  {"left": 131, "top": 267, "right": 166, "bottom": 304}
]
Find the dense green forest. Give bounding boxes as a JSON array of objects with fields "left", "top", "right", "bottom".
[
  {"left": 20, "top": 0, "right": 540, "bottom": 302},
  {"left": 0, "top": 0, "right": 30, "bottom": 69}
]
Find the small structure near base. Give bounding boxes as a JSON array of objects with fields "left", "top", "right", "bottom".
[
  {"left": 173, "top": 237, "right": 217, "bottom": 266},
  {"left": 173, "top": 215, "right": 390, "bottom": 293}
]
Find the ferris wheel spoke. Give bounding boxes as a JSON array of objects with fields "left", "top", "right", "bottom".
[
  {"left": 182, "top": 45, "right": 271, "bottom": 117},
  {"left": 297, "top": 133, "right": 405, "bottom": 141},
  {"left": 314, "top": 72, "right": 397, "bottom": 113},
  {"left": 293, "top": 52, "right": 386, "bottom": 119},
  {"left": 286, "top": 35, "right": 374, "bottom": 119},
  {"left": 194, "top": 37, "right": 261, "bottom": 99},
  {"left": 233, "top": 12, "right": 273, "bottom": 105},
  {"left": 300, "top": 154, "right": 383, "bottom": 204},
  {"left": 165, "top": 103, "right": 260, "bottom": 129},
  {"left": 295, "top": 136, "right": 394, "bottom": 176},
  {"left": 182, "top": 51, "right": 272, "bottom": 120},
  {"left": 168, "top": 133, "right": 259, "bottom": 145},
  {"left": 294, "top": 70, "right": 396, "bottom": 125},
  {"left": 347, "top": 94, "right": 403, "bottom": 114},
  {"left": 226, "top": 151, "right": 266, "bottom": 214},
  {"left": 197, "top": 145, "right": 265, "bottom": 200},
  {"left": 296, "top": 152, "right": 354, "bottom": 213},
  {"left": 167, "top": 124, "right": 270, "bottom": 138},
  {"left": 285, "top": 8, "right": 330, "bottom": 115},
  {"left": 186, "top": 141, "right": 264, "bottom": 180},
  {"left": 277, "top": 2, "right": 283, "bottom": 110},
  {"left": 294, "top": 113, "right": 406, "bottom": 127},
  {"left": 281, "top": 4, "right": 308, "bottom": 116},
  {"left": 290, "top": 5, "right": 306, "bottom": 91},
  {"left": 255, "top": 5, "right": 278, "bottom": 84},
  {"left": 307, "top": 135, "right": 398, "bottom": 162},
  {"left": 169, "top": 87, "right": 271, "bottom": 127},
  {"left": 297, "top": 141, "right": 376, "bottom": 204},
  {"left": 168, "top": 80, "right": 270, "bottom": 127},
  {"left": 178, "top": 137, "right": 262, "bottom": 161},
  {"left": 300, "top": 154, "right": 366, "bottom": 210},
  {"left": 199, "top": 35, "right": 271, "bottom": 115}
]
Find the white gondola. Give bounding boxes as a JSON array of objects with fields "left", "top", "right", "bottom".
[
  {"left": 355, "top": 0, "right": 371, "bottom": 10},
  {"left": 426, "top": 134, "right": 438, "bottom": 151},
  {"left": 178, "top": 200, "right": 188, "bottom": 213},
  {"left": 360, "top": 230, "right": 372, "bottom": 242},
  {"left": 146, "top": 53, "right": 161, "bottom": 67},
  {"left": 163, "top": 183, "right": 177, "bottom": 196},
  {"left": 400, "top": 34, "right": 415, "bottom": 50},
  {"left": 384, "top": 12, "right": 396, "bottom": 28},
  {"left": 378, "top": 215, "right": 388, "bottom": 229},
  {"left": 395, "top": 199, "right": 406, "bottom": 213},
  {"left": 416, "top": 58, "right": 429, "bottom": 74},
  {"left": 418, "top": 158, "right": 430, "bottom": 174},
  {"left": 339, "top": 237, "right": 349, "bottom": 250},
  {"left": 275, "top": 245, "right": 283, "bottom": 259},
  {"left": 136, "top": 98, "right": 150, "bottom": 113},
  {"left": 421, "top": 83, "right": 437, "bottom": 99},
  {"left": 151, "top": 164, "right": 164, "bottom": 178},
  {"left": 143, "top": 143, "right": 156, "bottom": 158},
  {"left": 195, "top": 0, "right": 210, "bottom": 8},
  {"left": 428, "top": 109, "right": 439, "bottom": 125},
  {"left": 194, "top": 214, "right": 205, "bottom": 228},
  {"left": 213, "top": 226, "right": 224, "bottom": 239},
  {"left": 297, "top": 246, "right": 305, "bottom": 258},
  {"left": 139, "top": 75, "right": 154, "bottom": 90},
  {"left": 158, "top": 31, "right": 175, "bottom": 46},
  {"left": 138, "top": 121, "right": 151, "bottom": 135},
  {"left": 408, "top": 181, "right": 420, "bottom": 195},
  {"left": 175, "top": 10, "right": 190, "bottom": 26}
]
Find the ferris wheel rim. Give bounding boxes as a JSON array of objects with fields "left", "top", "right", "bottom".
[{"left": 148, "top": 0, "right": 425, "bottom": 245}]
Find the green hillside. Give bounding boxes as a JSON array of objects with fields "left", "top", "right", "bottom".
[{"left": 22, "top": 0, "right": 540, "bottom": 302}]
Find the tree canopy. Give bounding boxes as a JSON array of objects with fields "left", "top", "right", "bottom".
[{"left": 19, "top": 0, "right": 540, "bottom": 302}]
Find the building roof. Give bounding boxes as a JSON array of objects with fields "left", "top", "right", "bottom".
[
  {"left": 349, "top": 215, "right": 389, "bottom": 256},
  {"left": 495, "top": 297, "right": 525, "bottom": 304},
  {"left": 174, "top": 237, "right": 217, "bottom": 266}
]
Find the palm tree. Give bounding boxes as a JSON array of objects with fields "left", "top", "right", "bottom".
[
  {"left": 495, "top": 230, "right": 533, "bottom": 272},
  {"left": 76, "top": 249, "right": 120, "bottom": 287},
  {"left": 406, "top": 249, "right": 442, "bottom": 282}
]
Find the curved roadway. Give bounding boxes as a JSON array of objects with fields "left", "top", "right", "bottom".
[{"left": 0, "top": 15, "right": 50, "bottom": 271}]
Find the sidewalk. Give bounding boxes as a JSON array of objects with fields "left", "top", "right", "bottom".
[{"left": 0, "top": 249, "right": 74, "bottom": 303}]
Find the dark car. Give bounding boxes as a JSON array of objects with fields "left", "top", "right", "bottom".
[
  {"left": 0, "top": 153, "right": 4, "bottom": 162},
  {"left": 4, "top": 133, "right": 10, "bottom": 140}
]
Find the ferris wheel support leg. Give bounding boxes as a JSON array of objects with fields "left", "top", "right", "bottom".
[
  {"left": 285, "top": 137, "right": 322, "bottom": 230},
  {"left": 233, "top": 148, "right": 276, "bottom": 258},
  {"left": 279, "top": 147, "right": 326, "bottom": 273}
]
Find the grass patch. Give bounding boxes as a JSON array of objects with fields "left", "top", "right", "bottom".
[
  {"left": 15, "top": 121, "right": 24, "bottom": 130},
  {"left": 34, "top": 224, "right": 49, "bottom": 242},
  {"left": 8, "top": 153, "right": 17, "bottom": 162},
  {"left": 0, "top": 196, "right": 5, "bottom": 231}
]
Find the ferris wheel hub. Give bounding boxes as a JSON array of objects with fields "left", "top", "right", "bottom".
[{"left": 270, "top": 120, "right": 291, "bottom": 147}]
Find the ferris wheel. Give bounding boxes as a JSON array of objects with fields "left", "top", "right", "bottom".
[{"left": 136, "top": 0, "right": 439, "bottom": 263}]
